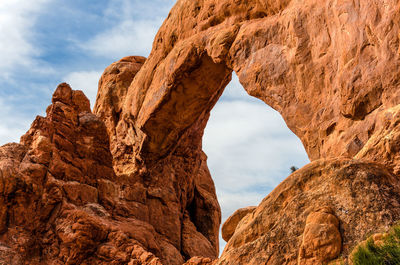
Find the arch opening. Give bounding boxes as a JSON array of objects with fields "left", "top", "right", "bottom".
[
  {"left": 125, "top": 50, "right": 311, "bottom": 258},
  {"left": 202, "top": 72, "right": 309, "bottom": 252}
]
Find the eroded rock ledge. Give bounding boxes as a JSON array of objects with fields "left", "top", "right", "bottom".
[{"left": 1, "top": 0, "right": 400, "bottom": 264}]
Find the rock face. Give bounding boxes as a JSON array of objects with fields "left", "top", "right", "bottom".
[
  {"left": 105, "top": 0, "right": 400, "bottom": 262},
  {"left": 0, "top": 82, "right": 219, "bottom": 264},
  {"left": 93, "top": 56, "right": 146, "bottom": 175},
  {"left": 298, "top": 207, "right": 341, "bottom": 265},
  {"left": 0, "top": 83, "right": 170, "bottom": 264},
  {"left": 221, "top": 206, "right": 256, "bottom": 242},
  {"left": 1, "top": 0, "right": 400, "bottom": 264},
  {"left": 116, "top": 0, "right": 400, "bottom": 172},
  {"left": 217, "top": 160, "right": 400, "bottom": 264},
  {"left": 94, "top": 56, "right": 221, "bottom": 264}
]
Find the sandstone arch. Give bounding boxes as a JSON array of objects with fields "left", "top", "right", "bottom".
[
  {"left": 95, "top": 0, "right": 400, "bottom": 263},
  {"left": 111, "top": 0, "right": 400, "bottom": 170},
  {"left": 1, "top": 0, "right": 400, "bottom": 264}
]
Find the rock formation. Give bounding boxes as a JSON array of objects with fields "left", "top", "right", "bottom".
[
  {"left": 94, "top": 56, "right": 221, "bottom": 264},
  {"left": 1, "top": 0, "right": 400, "bottom": 264},
  {"left": 298, "top": 207, "right": 342, "bottom": 265},
  {"left": 221, "top": 206, "right": 256, "bottom": 242},
  {"left": 0, "top": 81, "right": 219, "bottom": 264},
  {"left": 218, "top": 160, "right": 400, "bottom": 264}
]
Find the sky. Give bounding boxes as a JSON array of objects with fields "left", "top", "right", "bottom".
[{"left": 0, "top": 0, "right": 309, "bottom": 254}]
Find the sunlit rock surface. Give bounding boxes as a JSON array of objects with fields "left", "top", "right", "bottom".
[{"left": 1, "top": 0, "right": 400, "bottom": 264}]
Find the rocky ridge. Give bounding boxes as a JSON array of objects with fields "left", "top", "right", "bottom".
[
  {"left": 0, "top": 81, "right": 219, "bottom": 264},
  {"left": 1, "top": 0, "right": 400, "bottom": 264}
]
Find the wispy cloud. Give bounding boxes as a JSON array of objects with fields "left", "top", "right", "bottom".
[
  {"left": 204, "top": 77, "right": 308, "bottom": 193},
  {"left": 79, "top": 0, "right": 175, "bottom": 58},
  {"left": 0, "top": 0, "right": 177, "bottom": 146},
  {"left": 63, "top": 0, "right": 176, "bottom": 108},
  {"left": 0, "top": 0, "right": 55, "bottom": 145},
  {"left": 203, "top": 74, "right": 309, "bottom": 252},
  {"left": 80, "top": 20, "right": 161, "bottom": 58},
  {"left": 0, "top": 97, "right": 32, "bottom": 144},
  {"left": 0, "top": 0, "right": 52, "bottom": 79}
]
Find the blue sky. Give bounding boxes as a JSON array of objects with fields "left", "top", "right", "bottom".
[{"left": 0, "top": 0, "right": 309, "bottom": 253}]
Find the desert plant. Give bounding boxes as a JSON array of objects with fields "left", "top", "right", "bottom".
[{"left": 352, "top": 224, "right": 400, "bottom": 265}]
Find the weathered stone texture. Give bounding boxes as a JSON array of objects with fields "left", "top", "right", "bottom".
[{"left": 2, "top": 0, "right": 400, "bottom": 264}]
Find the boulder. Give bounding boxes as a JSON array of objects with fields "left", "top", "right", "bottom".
[{"left": 221, "top": 206, "right": 256, "bottom": 242}]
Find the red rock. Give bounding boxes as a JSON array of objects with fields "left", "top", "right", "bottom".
[
  {"left": 0, "top": 84, "right": 183, "bottom": 264},
  {"left": 298, "top": 207, "right": 342, "bottom": 265},
  {"left": 93, "top": 56, "right": 146, "bottom": 175},
  {"left": 62, "top": 181, "right": 99, "bottom": 205},
  {"left": 221, "top": 206, "right": 256, "bottom": 243},
  {"left": 1, "top": 0, "right": 400, "bottom": 264},
  {"left": 94, "top": 56, "right": 221, "bottom": 263},
  {"left": 0, "top": 68, "right": 221, "bottom": 264},
  {"left": 183, "top": 256, "right": 215, "bottom": 265},
  {"left": 107, "top": 0, "right": 400, "bottom": 262},
  {"left": 216, "top": 160, "right": 400, "bottom": 264}
]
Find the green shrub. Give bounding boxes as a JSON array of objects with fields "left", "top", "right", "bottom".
[{"left": 352, "top": 224, "right": 400, "bottom": 265}]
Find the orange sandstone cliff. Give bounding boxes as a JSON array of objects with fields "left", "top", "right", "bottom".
[{"left": 1, "top": 0, "right": 400, "bottom": 264}]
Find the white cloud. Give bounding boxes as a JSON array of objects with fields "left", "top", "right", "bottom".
[
  {"left": 63, "top": 70, "right": 102, "bottom": 108},
  {"left": 203, "top": 75, "right": 310, "bottom": 254},
  {"left": 81, "top": 20, "right": 160, "bottom": 58},
  {"left": 0, "top": 97, "right": 32, "bottom": 145},
  {"left": 204, "top": 95, "right": 309, "bottom": 192},
  {"left": 0, "top": 0, "right": 51, "bottom": 79},
  {"left": 80, "top": 0, "right": 175, "bottom": 58},
  {"left": 103, "top": 0, "right": 175, "bottom": 20},
  {"left": 221, "top": 74, "right": 254, "bottom": 101}
]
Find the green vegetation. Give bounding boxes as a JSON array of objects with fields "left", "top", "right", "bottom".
[{"left": 352, "top": 224, "right": 400, "bottom": 265}]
